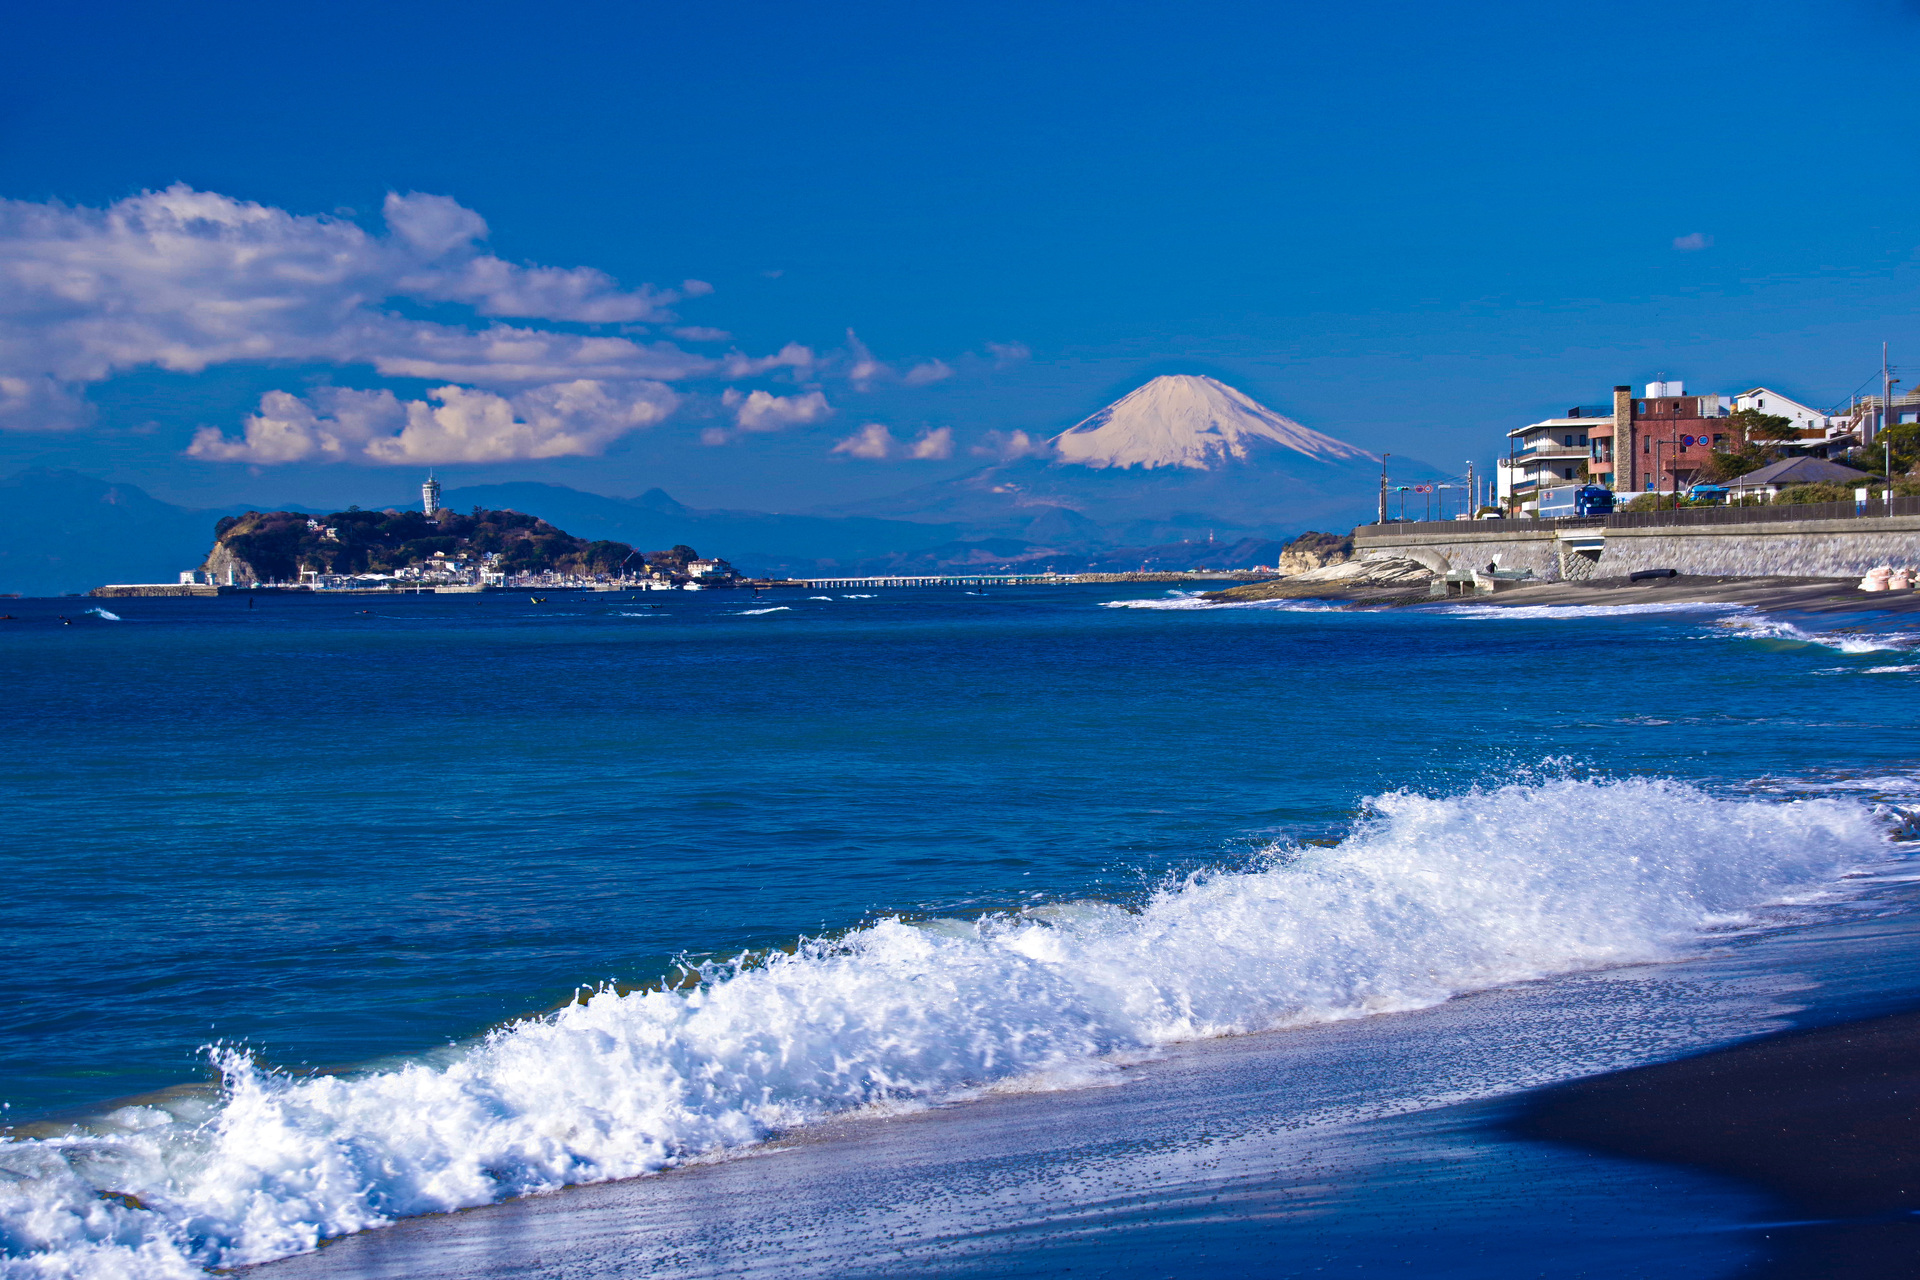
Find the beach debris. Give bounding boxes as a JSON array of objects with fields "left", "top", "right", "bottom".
[{"left": 1859, "top": 566, "right": 1892, "bottom": 592}]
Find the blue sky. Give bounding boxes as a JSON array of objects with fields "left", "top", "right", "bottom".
[{"left": 3, "top": 0, "right": 1919, "bottom": 510}]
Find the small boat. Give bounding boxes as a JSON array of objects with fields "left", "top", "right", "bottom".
[{"left": 530, "top": 596, "right": 546, "bottom": 604}]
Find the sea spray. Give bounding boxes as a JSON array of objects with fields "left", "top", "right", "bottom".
[
  {"left": 0, "top": 776, "right": 1890, "bottom": 1278},
  {"left": 1717, "top": 616, "right": 1920, "bottom": 654}
]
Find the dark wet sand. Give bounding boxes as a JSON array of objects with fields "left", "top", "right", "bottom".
[
  {"left": 1442, "top": 574, "right": 1920, "bottom": 614},
  {"left": 1509, "top": 1008, "right": 1920, "bottom": 1278}
]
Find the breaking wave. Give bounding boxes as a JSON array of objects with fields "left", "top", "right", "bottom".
[
  {"left": 1103, "top": 591, "right": 1339, "bottom": 611},
  {"left": 1437, "top": 602, "right": 1744, "bottom": 620},
  {"left": 1717, "top": 617, "right": 1919, "bottom": 654},
  {"left": 0, "top": 777, "right": 1890, "bottom": 1278}
]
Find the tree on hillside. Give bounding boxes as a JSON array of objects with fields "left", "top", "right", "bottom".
[
  {"left": 645, "top": 544, "right": 702, "bottom": 572},
  {"left": 1729, "top": 408, "right": 1799, "bottom": 442},
  {"left": 1699, "top": 408, "right": 1798, "bottom": 482}
]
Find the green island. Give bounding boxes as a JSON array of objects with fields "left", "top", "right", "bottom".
[{"left": 199, "top": 506, "right": 731, "bottom": 590}]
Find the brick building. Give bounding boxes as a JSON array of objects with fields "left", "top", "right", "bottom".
[
  {"left": 1500, "top": 380, "right": 1733, "bottom": 510},
  {"left": 1591, "top": 381, "right": 1733, "bottom": 494}
]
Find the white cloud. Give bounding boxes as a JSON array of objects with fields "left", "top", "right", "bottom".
[
  {"left": 845, "top": 329, "right": 885, "bottom": 390},
  {"left": 908, "top": 427, "right": 954, "bottom": 459},
  {"left": 985, "top": 341, "right": 1031, "bottom": 366},
  {"left": 1672, "top": 232, "right": 1714, "bottom": 252},
  {"left": 902, "top": 359, "right": 953, "bottom": 387},
  {"left": 832, "top": 423, "right": 895, "bottom": 459},
  {"left": 830, "top": 423, "right": 953, "bottom": 461},
  {"left": 188, "top": 379, "right": 677, "bottom": 465},
  {"left": 731, "top": 388, "right": 832, "bottom": 432},
  {"left": 0, "top": 185, "right": 979, "bottom": 460},
  {"left": 971, "top": 429, "right": 1051, "bottom": 461},
  {"left": 0, "top": 374, "right": 92, "bottom": 431},
  {"left": 0, "top": 186, "right": 746, "bottom": 440},
  {"left": 722, "top": 342, "right": 814, "bottom": 378}
]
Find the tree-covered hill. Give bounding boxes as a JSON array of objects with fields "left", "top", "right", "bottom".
[{"left": 210, "top": 506, "right": 656, "bottom": 580}]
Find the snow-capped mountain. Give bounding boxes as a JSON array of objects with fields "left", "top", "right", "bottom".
[
  {"left": 1050, "top": 375, "right": 1374, "bottom": 470},
  {"left": 835, "top": 375, "right": 1443, "bottom": 542}
]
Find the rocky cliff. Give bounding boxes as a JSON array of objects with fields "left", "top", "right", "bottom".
[{"left": 1276, "top": 531, "right": 1353, "bottom": 573}]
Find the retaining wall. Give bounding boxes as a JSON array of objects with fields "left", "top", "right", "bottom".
[{"left": 1353, "top": 515, "right": 1920, "bottom": 581}]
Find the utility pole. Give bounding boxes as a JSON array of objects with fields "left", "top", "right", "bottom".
[
  {"left": 1882, "top": 343, "right": 1892, "bottom": 445},
  {"left": 1466, "top": 462, "right": 1475, "bottom": 518},
  {"left": 1508, "top": 432, "right": 1518, "bottom": 513}
]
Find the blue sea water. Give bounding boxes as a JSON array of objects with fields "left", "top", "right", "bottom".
[{"left": 3, "top": 585, "right": 1920, "bottom": 1276}]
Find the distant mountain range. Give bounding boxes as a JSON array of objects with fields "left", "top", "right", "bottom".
[
  {"left": 1, "top": 376, "right": 1439, "bottom": 593},
  {"left": 830, "top": 375, "right": 1445, "bottom": 541},
  {"left": 0, "top": 470, "right": 305, "bottom": 598}
]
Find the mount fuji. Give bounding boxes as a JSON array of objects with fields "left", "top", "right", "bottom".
[{"left": 836, "top": 375, "right": 1448, "bottom": 542}]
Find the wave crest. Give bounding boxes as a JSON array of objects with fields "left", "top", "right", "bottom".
[{"left": 0, "top": 777, "right": 1889, "bottom": 1276}]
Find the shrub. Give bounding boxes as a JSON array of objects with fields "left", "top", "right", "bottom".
[{"left": 1775, "top": 483, "right": 1858, "bottom": 505}]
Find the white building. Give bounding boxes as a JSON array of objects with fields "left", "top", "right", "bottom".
[
  {"left": 1496, "top": 417, "right": 1600, "bottom": 512},
  {"left": 422, "top": 472, "right": 442, "bottom": 515},
  {"left": 686, "top": 559, "right": 733, "bottom": 580},
  {"left": 1732, "top": 388, "right": 1829, "bottom": 434}
]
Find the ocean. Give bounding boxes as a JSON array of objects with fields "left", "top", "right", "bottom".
[{"left": 2, "top": 585, "right": 1917, "bottom": 1277}]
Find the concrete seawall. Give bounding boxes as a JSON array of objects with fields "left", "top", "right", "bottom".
[{"left": 1353, "top": 515, "right": 1920, "bottom": 582}]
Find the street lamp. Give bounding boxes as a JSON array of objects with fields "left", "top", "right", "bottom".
[{"left": 1379, "top": 453, "right": 1390, "bottom": 524}]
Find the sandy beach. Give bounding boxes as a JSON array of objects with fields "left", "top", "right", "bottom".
[{"left": 1510, "top": 1008, "right": 1920, "bottom": 1278}]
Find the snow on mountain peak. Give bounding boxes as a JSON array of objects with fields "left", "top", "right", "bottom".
[{"left": 1048, "top": 375, "right": 1374, "bottom": 471}]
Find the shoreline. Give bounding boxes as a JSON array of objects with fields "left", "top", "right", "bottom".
[
  {"left": 1506, "top": 1006, "right": 1920, "bottom": 1278},
  {"left": 1213, "top": 572, "right": 1920, "bottom": 614}
]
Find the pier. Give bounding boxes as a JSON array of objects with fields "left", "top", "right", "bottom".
[{"left": 789, "top": 571, "right": 1270, "bottom": 588}]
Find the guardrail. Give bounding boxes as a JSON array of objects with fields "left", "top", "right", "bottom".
[{"left": 1358, "top": 494, "right": 1920, "bottom": 538}]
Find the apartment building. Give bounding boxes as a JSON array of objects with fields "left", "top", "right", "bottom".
[{"left": 1499, "top": 380, "right": 1735, "bottom": 509}]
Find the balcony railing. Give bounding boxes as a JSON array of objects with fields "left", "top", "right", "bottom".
[{"left": 1501, "top": 447, "right": 1591, "bottom": 465}]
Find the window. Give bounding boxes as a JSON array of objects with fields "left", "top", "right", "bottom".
[
  {"left": 1644, "top": 439, "right": 1651, "bottom": 453},
  {"left": 1564, "top": 435, "right": 1574, "bottom": 446},
  {"left": 1578, "top": 434, "right": 1588, "bottom": 445},
  {"left": 1564, "top": 467, "right": 1576, "bottom": 479},
  {"left": 1713, "top": 434, "right": 1725, "bottom": 446}
]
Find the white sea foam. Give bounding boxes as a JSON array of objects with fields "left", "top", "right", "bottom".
[
  {"left": 734, "top": 607, "right": 790, "bottom": 616},
  {"left": 0, "top": 777, "right": 1890, "bottom": 1278},
  {"left": 83, "top": 608, "right": 121, "bottom": 621},
  {"left": 841, "top": 594, "right": 875, "bottom": 598},
  {"left": 1716, "top": 617, "right": 1918, "bottom": 654},
  {"left": 808, "top": 596, "right": 834, "bottom": 601},
  {"left": 1438, "top": 602, "right": 1746, "bottom": 620},
  {"left": 1102, "top": 591, "right": 1338, "bottom": 612}
]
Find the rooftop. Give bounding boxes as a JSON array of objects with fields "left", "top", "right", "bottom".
[{"left": 1725, "top": 456, "right": 1873, "bottom": 488}]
